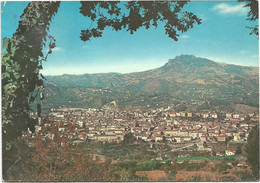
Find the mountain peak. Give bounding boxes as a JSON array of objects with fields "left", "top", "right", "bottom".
[
  {"left": 176, "top": 54, "right": 196, "bottom": 59},
  {"left": 164, "top": 54, "right": 217, "bottom": 68},
  {"left": 165, "top": 54, "right": 202, "bottom": 67}
]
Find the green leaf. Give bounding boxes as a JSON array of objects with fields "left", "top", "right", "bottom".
[
  {"left": 2, "top": 72, "right": 10, "bottom": 79},
  {"left": 34, "top": 68, "right": 39, "bottom": 74},
  {"left": 10, "top": 45, "right": 18, "bottom": 55},
  {"left": 13, "top": 63, "right": 21, "bottom": 71},
  {"left": 32, "top": 18, "right": 37, "bottom": 24},
  {"left": 35, "top": 11, "right": 41, "bottom": 19},
  {"left": 2, "top": 38, "right": 10, "bottom": 50},
  {"left": 13, "top": 72, "right": 20, "bottom": 80},
  {"left": 10, "top": 100, "right": 13, "bottom": 108}
]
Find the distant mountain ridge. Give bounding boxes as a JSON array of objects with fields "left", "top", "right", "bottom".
[{"left": 41, "top": 55, "right": 259, "bottom": 112}]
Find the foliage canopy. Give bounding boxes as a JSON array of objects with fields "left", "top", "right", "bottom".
[
  {"left": 2, "top": 1, "right": 60, "bottom": 150},
  {"left": 239, "top": 0, "right": 259, "bottom": 38},
  {"left": 79, "top": 1, "right": 201, "bottom": 42},
  {"left": 245, "top": 126, "right": 259, "bottom": 180}
]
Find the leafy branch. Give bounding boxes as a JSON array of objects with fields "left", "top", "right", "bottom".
[
  {"left": 79, "top": 1, "right": 201, "bottom": 42},
  {"left": 2, "top": 2, "right": 60, "bottom": 151}
]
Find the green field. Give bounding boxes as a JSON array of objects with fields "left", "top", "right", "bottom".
[
  {"left": 136, "top": 154, "right": 244, "bottom": 166},
  {"left": 162, "top": 154, "right": 243, "bottom": 163}
]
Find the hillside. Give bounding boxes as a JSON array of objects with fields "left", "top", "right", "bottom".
[{"left": 40, "top": 55, "right": 259, "bottom": 112}]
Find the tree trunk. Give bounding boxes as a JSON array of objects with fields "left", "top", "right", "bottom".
[{"left": 2, "top": 2, "right": 60, "bottom": 180}]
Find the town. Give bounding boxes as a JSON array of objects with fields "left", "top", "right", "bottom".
[{"left": 27, "top": 106, "right": 259, "bottom": 158}]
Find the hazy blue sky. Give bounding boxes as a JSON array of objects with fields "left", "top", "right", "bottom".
[{"left": 1, "top": 1, "right": 259, "bottom": 75}]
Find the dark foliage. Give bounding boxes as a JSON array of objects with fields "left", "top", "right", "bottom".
[
  {"left": 239, "top": 0, "right": 259, "bottom": 38},
  {"left": 245, "top": 126, "right": 259, "bottom": 180},
  {"left": 2, "top": 2, "right": 60, "bottom": 179},
  {"left": 80, "top": 1, "right": 201, "bottom": 42}
]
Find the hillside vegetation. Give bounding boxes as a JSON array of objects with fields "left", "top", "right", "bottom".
[{"left": 40, "top": 55, "right": 259, "bottom": 112}]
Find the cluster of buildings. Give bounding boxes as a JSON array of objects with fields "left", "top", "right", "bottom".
[{"left": 27, "top": 107, "right": 258, "bottom": 150}]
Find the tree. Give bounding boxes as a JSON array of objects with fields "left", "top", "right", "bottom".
[
  {"left": 2, "top": 1, "right": 201, "bottom": 150},
  {"left": 245, "top": 126, "right": 259, "bottom": 180},
  {"left": 123, "top": 132, "right": 136, "bottom": 144},
  {"left": 2, "top": 1, "right": 60, "bottom": 148},
  {"left": 79, "top": 1, "right": 201, "bottom": 42},
  {"left": 236, "top": 144, "right": 243, "bottom": 155},
  {"left": 239, "top": 0, "right": 259, "bottom": 38},
  {"left": 2, "top": 2, "right": 60, "bottom": 179}
]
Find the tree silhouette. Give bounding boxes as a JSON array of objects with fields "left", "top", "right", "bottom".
[
  {"left": 2, "top": 2, "right": 60, "bottom": 177},
  {"left": 245, "top": 126, "right": 259, "bottom": 180},
  {"left": 79, "top": 1, "right": 201, "bottom": 41},
  {"left": 239, "top": 0, "right": 259, "bottom": 38}
]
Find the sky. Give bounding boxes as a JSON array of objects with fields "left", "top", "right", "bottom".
[{"left": 1, "top": 1, "right": 259, "bottom": 75}]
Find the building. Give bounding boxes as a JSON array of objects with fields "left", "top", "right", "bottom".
[
  {"left": 217, "top": 135, "right": 226, "bottom": 142},
  {"left": 202, "top": 113, "right": 209, "bottom": 118},
  {"left": 233, "top": 114, "right": 240, "bottom": 119},
  {"left": 155, "top": 136, "right": 163, "bottom": 142},
  {"left": 226, "top": 113, "right": 232, "bottom": 118},
  {"left": 164, "top": 130, "right": 179, "bottom": 137},
  {"left": 169, "top": 112, "right": 176, "bottom": 117},
  {"left": 180, "top": 112, "right": 186, "bottom": 117},
  {"left": 211, "top": 113, "right": 218, "bottom": 119},
  {"left": 233, "top": 134, "right": 240, "bottom": 141},
  {"left": 225, "top": 149, "right": 235, "bottom": 156},
  {"left": 187, "top": 112, "right": 193, "bottom": 118}
]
